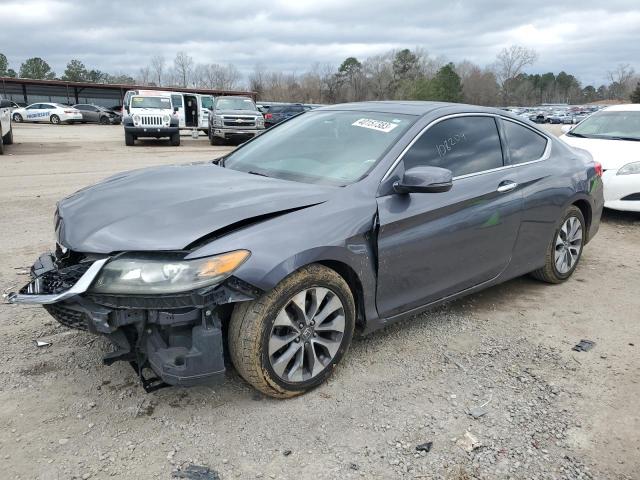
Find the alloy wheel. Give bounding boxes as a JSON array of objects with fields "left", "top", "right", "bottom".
[
  {"left": 268, "top": 287, "right": 345, "bottom": 383},
  {"left": 554, "top": 216, "right": 583, "bottom": 274}
]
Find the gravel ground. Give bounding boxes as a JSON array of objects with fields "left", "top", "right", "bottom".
[{"left": 0, "top": 123, "right": 638, "bottom": 480}]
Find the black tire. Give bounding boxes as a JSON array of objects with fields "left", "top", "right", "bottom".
[
  {"left": 170, "top": 133, "right": 180, "bottom": 146},
  {"left": 124, "top": 132, "right": 135, "bottom": 146},
  {"left": 12, "top": 113, "right": 22, "bottom": 123},
  {"left": 3, "top": 125, "right": 13, "bottom": 145},
  {"left": 99, "top": 116, "right": 110, "bottom": 125},
  {"left": 0, "top": 127, "right": 4, "bottom": 155},
  {"left": 50, "top": 115, "right": 60, "bottom": 125},
  {"left": 531, "top": 205, "right": 585, "bottom": 284},
  {"left": 228, "top": 264, "right": 355, "bottom": 398}
]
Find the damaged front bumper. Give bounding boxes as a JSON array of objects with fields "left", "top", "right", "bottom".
[{"left": 8, "top": 251, "right": 260, "bottom": 391}]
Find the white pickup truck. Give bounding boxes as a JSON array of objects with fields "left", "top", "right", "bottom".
[{"left": 0, "top": 97, "right": 14, "bottom": 154}]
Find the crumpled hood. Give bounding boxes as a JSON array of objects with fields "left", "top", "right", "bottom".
[
  {"left": 560, "top": 134, "right": 640, "bottom": 171},
  {"left": 56, "top": 163, "right": 335, "bottom": 253}
]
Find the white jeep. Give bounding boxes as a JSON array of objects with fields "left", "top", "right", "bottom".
[{"left": 123, "top": 94, "right": 180, "bottom": 146}]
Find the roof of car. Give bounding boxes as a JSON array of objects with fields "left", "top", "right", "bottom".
[
  {"left": 603, "top": 104, "right": 640, "bottom": 112},
  {"left": 318, "top": 101, "right": 480, "bottom": 116}
]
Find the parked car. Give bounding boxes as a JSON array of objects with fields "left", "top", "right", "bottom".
[
  {"left": 529, "top": 111, "right": 548, "bottom": 123},
  {"left": 208, "top": 96, "right": 264, "bottom": 145},
  {"left": 560, "top": 104, "right": 640, "bottom": 212},
  {"left": 73, "top": 104, "right": 122, "bottom": 125},
  {"left": 122, "top": 94, "right": 180, "bottom": 146},
  {"left": 263, "top": 103, "right": 306, "bottom": 128},
  {"left": 11, "top": 103, "right": 82, "bottom": 124},
  {"left": 9, "top": 102, "right": 603, "bottom": 397},
  {"left": 0, "top": 97, "right": 14, "bottom": 155}
]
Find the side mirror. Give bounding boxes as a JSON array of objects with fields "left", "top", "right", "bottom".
[
  {"left": 173, "top": 106, "right": 179, "bottom": 113},
  {"left": 393, "top": 166, "right": 453, "bottom": 194},
  {"left": 561, "top": 125, "right": 573, "bottom": 133},
  {"left": 0, "top": 99, "right": 12, "bottom": 108}
]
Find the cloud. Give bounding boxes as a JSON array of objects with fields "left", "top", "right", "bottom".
[{"left": 0, "top": 0, "right": 638, "bottom": 86}]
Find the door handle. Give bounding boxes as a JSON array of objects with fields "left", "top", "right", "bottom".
[{"left": 497, "top": 181, "right": 518, "bottom": 193}]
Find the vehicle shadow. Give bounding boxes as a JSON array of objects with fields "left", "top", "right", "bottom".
[{"left": 601, "top": 208, "right": 640, "bottom": 225}]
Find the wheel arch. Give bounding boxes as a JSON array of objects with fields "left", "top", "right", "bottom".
[
  {"left": 237, "top": 245, "right": 378, "bottom": 334},
  {"left": 572, "top": 198, "right": 592, "bottom": 240},
  {"left": 316, "top": 259, "right": 367, "bottom": 332}
]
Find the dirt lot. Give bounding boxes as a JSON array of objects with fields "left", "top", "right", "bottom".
[{"left": 0, "top": 123, "right": 638, "bottom": 480}]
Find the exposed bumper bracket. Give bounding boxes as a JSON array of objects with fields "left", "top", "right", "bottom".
[{"left": 7, "top": 258, "right": 109, "bottom": 305}]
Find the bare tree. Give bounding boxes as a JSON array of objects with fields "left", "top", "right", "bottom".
[
  {"left": 150, "top": 55, "right": 165, "bottom": 86},
  {"left": 173, "top": 51, "right": 193, "bottom": 87},
  {"left": 248, "top": 64, "right": 267, "bottom": 97},
  {"left": 607, "top": 63, "right": 636, "bottom": 99},
  {"left": 364, "top": 53, "right": 395, "bottom": 100},
  {"left": 493, "top": 45, "right": 538, "bottom": 103},
  {"left": 137, "top": 66, "right": 151, "bottom": 85}
]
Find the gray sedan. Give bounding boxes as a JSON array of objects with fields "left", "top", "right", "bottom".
[
  {"left": 73, "top": 104, "right": 121, "bottom": 125},
  {"left": 9, "top": 101, "right": 604, "bottom": 397}
]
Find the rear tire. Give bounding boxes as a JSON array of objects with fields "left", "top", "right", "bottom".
[
  {"left": 124, "top": 132, "right": 135, "bottom": 146},
  {"left": 50, "top": 115, "right": 60, "bottom": 125},
  {"left": 228, "top": 264, "right": 355, "bottom": 398},
  {"left": 531, "top": 205, "right": 585, "bottom": 284},
  {"left": 170, "top": 133, "right": 180, "bottom": 146},
  {"left": 3, "top": 126, "right": 13, "bottom": 145}
]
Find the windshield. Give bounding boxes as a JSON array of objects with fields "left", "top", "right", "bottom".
[
  {"left": 215, "top": 97, "right": 256, "bottom": 111},
  {"left": 570, "top": 110, "right": 640, "bottom": 140},
  {"left": 130, "top": 96, "right": 171, "bottom": 109},
  {"left": 201, "top": 96, "right": 213, "bottom": 110},
  {"left": 224, "top": 111, "right": 416, "bottom": 186}
]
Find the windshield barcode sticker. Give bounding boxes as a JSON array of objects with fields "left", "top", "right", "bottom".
[{"left": 352, "top": 118, "right": 399, "bottom": 133}]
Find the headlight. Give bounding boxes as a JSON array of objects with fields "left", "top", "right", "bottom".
[
  {"left": 213, "top": 115, "right": 223, "bottom": 127},
  {"left": 133, "top": 115, "right": 141, "bottom": 125},
  {"left": 256, "top": 116, "right": 265, "bottom": 128},
  {"left": 163, "top": 114, "right": 171, "bottom": 124},
  {"left": 90, "top": 250, "right": 250, "bottom": 294},
  {"left": 617, "top": 161, "right": 640, "bottom": 175}
]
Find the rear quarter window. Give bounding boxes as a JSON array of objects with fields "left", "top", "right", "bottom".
[{"left": 502, "top": 120, "right": 548, "bottom": 165}]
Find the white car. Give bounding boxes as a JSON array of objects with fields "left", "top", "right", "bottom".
[
  {"left": 560, "top": 104, "right": 640, "bottom": 212},
  {"left": 12, "top": 103, "right": 83, "bottom": 125},
  {"left": 0, "top": 97, "right": 13, "bottom": 154}
]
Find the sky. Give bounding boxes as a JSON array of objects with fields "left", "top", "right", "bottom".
[{"left": 1, "top": 0, "right": 639, "bottom": 86}]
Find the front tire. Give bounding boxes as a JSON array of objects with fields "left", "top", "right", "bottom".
[
  {"left": 229, "top": 264, "right": 355, "bottom": 398},
  {"left": 12, "top": 113, "right": 22, "bottom": 123},
  {"left": 209, "top": 127, "right": 223, "bottom": 145},
  {"left": 532, "top": 205, "right": 585, "bottom": 283},
  {"left": 99, "top": 116, "right": 110, "bottom": 125},
  {"left": 124, "top": 132, "right": 135, "bottom": 146},
  {"left": 50, "top": 115, "right": 60, "bottom": 125},
  {"left": 170, "top": 132, "right": 180, "bottom": 146}
]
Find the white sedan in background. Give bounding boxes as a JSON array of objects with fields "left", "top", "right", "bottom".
[
  {"left": 561, "top": 104, "right": 640, "bottom": 212},
  {"left": 12, "top": 103, "right": 83, "bottom": 125}
]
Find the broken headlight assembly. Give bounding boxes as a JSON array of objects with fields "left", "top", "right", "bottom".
[{"left": 89, "top": 250, "right": 250, "bottom": 295}]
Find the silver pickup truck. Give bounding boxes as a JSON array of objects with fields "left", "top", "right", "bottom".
[
  {"left": 208, "top": 96, "right": 265, "bottom": 145},
  {"left": 0, "top": 97, "right": 14, "bottom": 154}
]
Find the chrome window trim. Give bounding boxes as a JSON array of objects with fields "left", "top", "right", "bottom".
[{"left": 381, "top": 112, "right": 552, "bottom": 182}]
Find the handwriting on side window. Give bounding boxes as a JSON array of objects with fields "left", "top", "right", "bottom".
[{"left": 436, "top": 132, "right": 467, "bottom": 158}]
